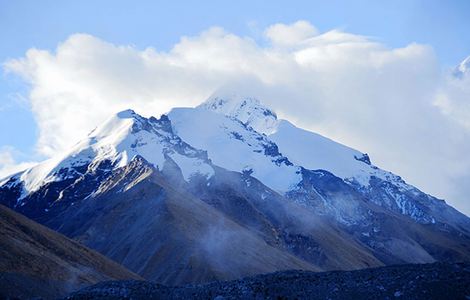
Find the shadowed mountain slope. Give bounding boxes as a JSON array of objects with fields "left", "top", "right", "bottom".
[
  {"left": 42, "top": 157, "right": 317, "bottom": 285},
  {"left": 0, "top": 204, "right": 141, "bottom": 299}
]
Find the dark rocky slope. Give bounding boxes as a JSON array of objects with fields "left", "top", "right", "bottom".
[
  {"left": 41, "top": 157, "right": 317, "bottom": 285},
  {"left": 0, "top": 204, "right": 141, "bottom": 300},
  {"left": 2, "top": 155, "right": 470, "bottom": 286},
  {"left": 66, "top": 262, "right": 470, "bottom": 300}
]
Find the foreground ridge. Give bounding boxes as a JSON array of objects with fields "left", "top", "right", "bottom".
[
  {"left": 0, "top": 205, "right": 141, "bottom": 299},
  {"left": 66, "top": 262, "right": 470, "bottom": 300}
]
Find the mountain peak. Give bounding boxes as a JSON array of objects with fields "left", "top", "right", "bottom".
[
  {"left": 116, "top": 109, "right": 138, "bottom": 119},
  {"left": 199, "top": 91, "right": 279, "bottom": 134}
]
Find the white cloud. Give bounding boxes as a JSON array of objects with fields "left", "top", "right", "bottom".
[
  {"left": 4, "top": 21, "right": 470, "bottom": 215},
  {"left": 0, "top": 147, "right": 37, "bottom": 179},
  {"left": 265, "top": 20, "right": 318, "bottom": 47},
  {"left": 434, "top": 67, "right": 470, "bottom": 130}
]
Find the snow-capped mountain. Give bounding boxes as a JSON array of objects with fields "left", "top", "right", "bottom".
[
  {"left": 4, "top": 109, "right": 213, "bottom": 196},
  {"left": 1, "top": 92, "right": 469, "bottom": 284}
]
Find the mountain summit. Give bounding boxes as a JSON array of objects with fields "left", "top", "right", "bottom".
[
  {"left": 1, "top": 94, "right": 470, "bottom": 284},
  {"left": 199, "top": 92, "right": 279, "bottom": 134}
]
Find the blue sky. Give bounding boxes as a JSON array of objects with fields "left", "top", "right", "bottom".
[{"left": 1, "top": 0, "right": 470, "bottom": 214}]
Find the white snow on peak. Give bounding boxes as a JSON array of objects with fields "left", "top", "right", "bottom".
[
  {"left": 198, "top": 93, "right": 411, "bottom": 190},
  {"left": 269, "top": 120, "right": 411, "bottom": 189},
  {"left": 116, "top": 109, "right": 139, "bottom": 119},
  {"left": 168, "top": 107, "right": 301, "bottom": 193},
  {"left": 270, "top": 120, "right": 372, "bottom": 186},
  {"left": 17, "top": 112, "right": 136, "bottom": 194},
  {"left": 15, "top": 110, "right": 214, "bottom": 196},
  {"left": 199, "top": 92, "right": 279, "bottom": 135}
]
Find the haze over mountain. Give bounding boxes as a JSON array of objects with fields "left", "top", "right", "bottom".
[{"left": 1, "top": 93, "right": 469, "bottom": 285}]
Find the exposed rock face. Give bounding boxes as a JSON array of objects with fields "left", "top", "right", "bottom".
[
  {"left": 0, "top": 205, "right": 141, "bottom": 300},
  {"left": 66, "top": 262, "right": 470, "bottom": 300},
  {"left": 42, "top": 157, "right": 315, "bottom": 285}
]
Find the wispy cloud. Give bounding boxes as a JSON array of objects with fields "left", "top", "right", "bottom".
[{"left": 0, "top": 146, "right": 37, "bottom": 179}]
